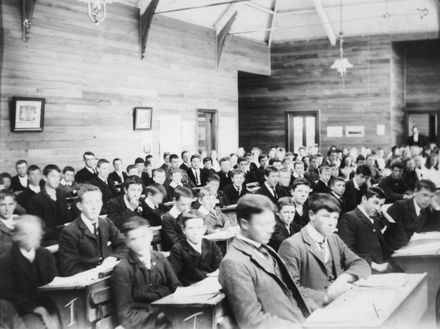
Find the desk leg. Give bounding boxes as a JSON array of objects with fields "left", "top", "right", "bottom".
[{"left": 46, "top": 290, "right": 92, "bottom": 329}]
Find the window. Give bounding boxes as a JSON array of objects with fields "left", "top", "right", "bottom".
[
  {"left": 286, "top": 111, "right": 319, "bottom": 153},
  {"left": 197, "top": 109, "right": 217, "bottom": 154}
]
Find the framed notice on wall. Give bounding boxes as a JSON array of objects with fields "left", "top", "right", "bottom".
[
  {"left": 327, "top": 126, "right": 343, "bottom": 137},
  {"left": 11, "top": 97, "right": 45, "bottom": 132},
  {"left": 133, "top": 107, "right": 153, "bottom": 130},
  {"left": 345, "top": 126, "right": 365, "bottom": 137}
]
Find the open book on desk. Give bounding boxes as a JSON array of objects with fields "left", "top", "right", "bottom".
[
  {"left": 173, "top": 276, "right": 222, "bottom": 298},
  {"left": 40, "top": 261, "right": 119, "bottom": 290}
]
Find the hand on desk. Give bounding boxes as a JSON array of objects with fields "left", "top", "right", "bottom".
[
  {"left": 371, "top": 262, "right": 389, "bottom": 273},
  {"left": 325, "top": 274, "right": 355, "bottom": 304},
  {"left": 34, "top": 306, "right": 60, "bottom": 329},
  {"left": 101, "top": 256, "right": 118, "bottom": 268}
]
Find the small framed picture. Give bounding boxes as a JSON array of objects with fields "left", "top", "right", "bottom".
[
  {"left": 133, "top": 107, "right": 152, "bottom": 130},
  {"left": 10, "top": 97, "right": 45, "bottom": 132}
]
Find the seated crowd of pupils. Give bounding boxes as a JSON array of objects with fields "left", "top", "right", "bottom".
[{"left": 0, "top": 142, "right": 439, "bottom": 329}]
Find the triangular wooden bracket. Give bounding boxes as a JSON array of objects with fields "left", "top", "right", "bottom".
[
  {"left": 216, "top": 11, "right": 237, "bottom": 66},
  {"left": 22, "top": 0, "right": 36, "bottom": 42},
  {"left": 140, "top": 0, "right": 159, "bottom": 59}
]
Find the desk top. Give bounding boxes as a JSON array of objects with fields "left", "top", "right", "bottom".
[
  {"left": 303, "top": 273, "right": 427, "bottom": 328},
  {"left": 392, "top": 231, "right": 440, "bottom": 258},
  {"left": 152, "top": 276, "right": 224, "bottom": 308},
  {"left": 204, "top": 226, "right": 239, "bottom": 241}
]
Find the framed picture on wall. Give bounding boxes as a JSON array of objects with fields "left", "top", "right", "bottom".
[
  {"left": 10, "top": 97, "right": 45, "bottom": 132},
  {"left": 133, "top": 107, "right": 153, "bottom": 130}
]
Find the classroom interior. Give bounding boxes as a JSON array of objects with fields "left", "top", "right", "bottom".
[{"left": 1, "top": 0, "right": 440, "bottom": 329}]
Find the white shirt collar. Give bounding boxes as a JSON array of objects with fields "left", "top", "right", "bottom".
[
  {"left": 169, "top": 206, "right": 181, "bottom": 219},
  {"left": 264, "top": 182, "right": 275, "bottom": 196},
  {"left": 19, "top": 248, "right": 36, "bottom": 262},
  {"left": 413, "top": 198, "right": 422, "bottom": 217},
  {"left": 357, "top": 205, "right": 374, "bottom": 224},
  {"left": 1, "top": 217, "right": 16, "bottom": 230},
  {"left": 86, "top": 166, "right": 95, "bottom": 174},
  {"left": 81, "top": 213, "right": 99, "bottom": 234},
  {"left": 237, "top": 233, "right": 262, "bottom": 248},
  {"left": 145, "top": 197, "right": 157, "bottom": 209},
  {"left": 29, "top": 184, "right": 40, "bottom": 194},
  {"left": 198, "top": 205, "right": 210, "bottom": 216},
  {"left": 353, "top": 178, "right": 360, "bottom": 190},
  {"left": 187, "top": 239, "right": 202, "bottom": 254},
  {"left": 60, "top": 178, "right": 72, "bottom": 186},
  {"left": 306, "top": 223, "right": 326, "bottom": 243},
  {"left": 169, "top": 181, "right": 181, "bottom": 188},
  {"left": 233, "top": 184, "right": 242, "bottom": 192},
  {"left": 18, "top": 175, "right": 28, "bottom": 187}
]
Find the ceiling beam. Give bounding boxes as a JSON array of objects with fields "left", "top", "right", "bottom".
[
  {"left": 140, "top": 0, "right": 159, "bottom": 59},
  {"left": 214, "top": 2, "right": 243, "bottom": 30},
  {"left": 277, "top": 0, "right": 414, "bottom": 16},
  {"left": 266, "top": 0, "right": 278, "bottom": 47},
  {"left": 312, "top": 0, "right": 336, "bottom": 45},
  {"left": 216, "top": 11, "right": 237, "bottom": 65},
  {"left": 155, "top": 0, "right": 249, "bottom": 15},
  {"left": 21, "top": 0, "right": 36, "bottom": 42},
  {"left": 245, "top": 1, "right": 274, "bottom": 15}
]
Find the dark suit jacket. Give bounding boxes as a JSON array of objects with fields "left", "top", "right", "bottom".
[
  {"left": 58, "top": 216, "right": 127, "bottom": 276},
  {"left": 342, "top": 180, "right": 366, "bottom": 213},
  {"left": 186, "top": 168, "right": 208, "bottom": 187},
  {"left": 269, "top": 218, "right": 296, "bottom": 251},
  {"left": 75, "top": 167, "right": 96, "bottom": 184},
  {"left": 27, "top": 188, "right": 73, "bottom": 245},
  {"left": 330, "top": 192, "right": 350, "bottom": 215},
  {"left": 217, "top": 171, "right": 233, "bottom": 191},
  {"left": 256, "top": 183, "right": 278, "bottom": 204},
  {"left": 219, "top": 238, "right": 314, "bottom": 329},
  {"left": 106, "top": 195, "right": 144, "bottom": 230},
  {"left": 292, "top": 205, "right": 309, "bottom": 233},
  {"left": 407, "top": 134, "right": 427, "bottom": 147},
  {"left": 279, "top": 227, "right": 370, "bottom": 306},
  {"left": 384, "top": 198, "right": 432, "bottom": 252},
  {"left": 161, "top": 212, "right": 185, "bottom": 251},
  {"left": 276, "top": 184, "right": 292, "bottom": 198},
  {"left": 0, "top": 244, "right": 57, "bottom": 315},
  {"left": 89, "top": 177, "right": 117, "bottom": 213},
  {"left": 222, "top": 184, "right": 247, "bottom": 205},
  {"left": 16, "top": 187, "right": 38, "bottom": 211},
  {"left": 108, "top": 171, "right": 128, "bottom": 195},
  {"left": 304, "top": 169, "right": 319, "bottom": 184},
  {"left": 140, "top": 201, "right": 164, "bottom": 227},
  {"left": 168, "top": 239, "right": 223, "bottom": 286},
  {"left": 111, "top": 250, "right": 180, "bottom": 329},
  {"left": 313, "top": 180, "right": 331, "bottom": 194},
  {"left": 10, "top": 176, "right": 27, "bottom": 193},
  {"left": 0, "top": 221, "right": 13, "bottom": 256},
  {"left": 378, "top": 176, "right": 410, "bottom": 204},
  {"left": 338, "top": 207, "right": 389, "bottom": 264}
]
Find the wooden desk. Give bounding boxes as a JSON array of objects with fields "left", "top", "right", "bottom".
[
  {"left": 204, "top": 226, "right": 239, "bottom": 254},
  {"left": 220, "top": 205, "right": 237, "bottom": 226},
  {"left": 303, "top": 273, "right": 428, "bottom": 329},
  {"left": 391, "top": 232, "right": 440, "bottom": 327},
  {"left": 152, "top": 277, "right": 234, "bottom": 329},
  {"left": 39, "top": 268, "right": 116, "bottom": 329}
]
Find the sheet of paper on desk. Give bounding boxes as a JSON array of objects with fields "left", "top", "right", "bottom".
[
  {"left": 394, "top": 241, "right": 440, "bottom": 256},
  {"left": 173, "top": 277, "right": 221, "bottom": 297},
  {"left": 204, "top": 226, "right": 240, "bottom": 240},
  {"left": 411, "top": 231, "right": 440, "bottom": 241},
  {"left": 354, "top": 273, "right": 408, "bottom": 288}
]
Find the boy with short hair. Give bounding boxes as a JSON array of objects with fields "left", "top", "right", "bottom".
[
  {"left": 10, "top": 160, "right": 28, "bottom": 193},
  {"left": 161, "top": 186, "right": 193, "bottom": 251},
  {"left": 112, "top": 216, "right": 180, "bottom": 329},
  {"left": 0, "top": 190, "right": 18, "bottom": 255},
  {"left": 27, "top": 164, "right": 72, "bottom": 246},
  {"left": 268, "top": 197, "right": 297, "bottom": 251},
  {"left": 256, "top": 166, "right": 280, "bottom": 204},
  {"left": 222, "top": 169, "right": 247, "bottom": 205},
  {"left": 168, "top": 211, "right": 223, "bottom": 286},
  {"left": 16, "top": 165, "right": 41, "bottom": 211},
  {"left": 197, "top": 188, "right": 230, "bottom": 233},
  {"left": 89, "top": 159, "right": 117, "bottom": 212},
  {"left": 0, "top": 215, "right": 59, "bottom": 329},
  {"left": 141, "top": 185, "right": 165, "bottom": 227},
  {"left": 59, "top": 184, "right": 127, "bottom": 276},
  {"left": 313, "top": 166, "right": 332, "bottom": 194},
  {"left": 279, "top": 194, "right": 370, "bottom": 306},
  {"left": 290, "top": 178, "right": 312, "bottom": 232},
  {"left": 329, "top": 177, "right": 348, "bottom": 214}
]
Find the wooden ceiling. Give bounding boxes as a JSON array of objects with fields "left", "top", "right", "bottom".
[{"left": 84, "top": 0, "right": 440, "bottom": 45}]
